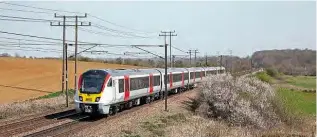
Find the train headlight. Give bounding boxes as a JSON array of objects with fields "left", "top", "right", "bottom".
[
  {"left": 79, "top": 96, "right": 83, "bottom": 101},
  {"left": 95, "top": 97, "right": 100, "bottom": 102}
]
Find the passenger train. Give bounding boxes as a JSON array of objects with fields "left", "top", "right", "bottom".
[{"left": 74, "top": 67, "right": 225, "bottom": 115}]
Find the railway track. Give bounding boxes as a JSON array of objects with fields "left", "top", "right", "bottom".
[
  {"left": 20, "top": 90, "right": 192, "bottom": 137},
  {"left": 0, "top": 109, "right": 78, "bottom": 137}
]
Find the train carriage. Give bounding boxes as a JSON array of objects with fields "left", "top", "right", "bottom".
[
  {"left": 75, "top": 69, "right": 162, "bottom": 115},
  {"left": 187, "top": 67, "right": 206, "bottom": 86},
  {"left": 156, "top": 68, "right": 189, "bottom": 93},
  {"left": 74, "top": 67, "right": 225, "bottom": 115}
]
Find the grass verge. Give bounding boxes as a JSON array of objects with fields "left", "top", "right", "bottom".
[
  {"left": 255, "top": 71, "right": 272, "bottom": 83},
  {"left": 36, "top": 89, "right": 75, "bottom": 99},
  {"left": 284, "top": 75, "right": 316, "bottom": 89},
  {"left": 276, "top": 88, "right": 316, "bottom": 116}
]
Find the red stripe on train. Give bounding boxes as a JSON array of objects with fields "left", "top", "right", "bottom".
[
  {"left": 124, "top": 75, "right": 130, "bottom": 101},
  {"left": 101, "top": 74, "right": 111, "bottom": 93},
  {"left": 149, "top": 73, "right": 153, "bottom": 94},
  {"left": 169, "top": 72, "right": 173, "bottom": 88}
]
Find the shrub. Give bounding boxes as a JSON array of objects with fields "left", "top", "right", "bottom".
[
  {"left": 255, "top": 72, "right": 272, "bottom": 83},
  {"left": 266, "top": 68, "right": 279, "bottom": 77},
  {"left": 190, "top": 74, "right": 280, "bottom": 129}
]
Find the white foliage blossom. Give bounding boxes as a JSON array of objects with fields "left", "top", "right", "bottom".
[{"left": 195, "top": 74, "right": 280, "bottom": 129}]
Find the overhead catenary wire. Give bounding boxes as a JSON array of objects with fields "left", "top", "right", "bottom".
[
  {"left": 0, "top": 14, "right": 61, "bottom": 22},
  {"left": 171, "top": 45, "right": 187, "bottom": 54},
  {"left": 0, "top": 1, "right": 156, "bottom": 34},
  {"left": 78, "top": 27, "right": 140, "bottom": 39},
  {"left": 0, "top": 44, "right": 66, "bottom": 52},
  {"left": 0, "top": 47, "right": 64, "bottom": 53},
  {"left": 0, "top": 7, "right": 53, "bottom": 14},
  {"left": 0, "top": 18, "right": 51, "bottom": 22},
  {"left": 0, "top": 36, "right": 62, "bottom": 44},
  {"left": 93, "top": 24, "right": 158, "bottom": 38},
  {"left": 0, "top": 1, "right": 78, "bottom": 14},
  {"left": 132, "top": 46, "right": 164, "bottom": 59},
  {"left": 0, "top": 30, "right": 139, "bottom": 47}
]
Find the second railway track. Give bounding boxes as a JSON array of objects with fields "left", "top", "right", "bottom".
[{"left": 0, "top": 109, "right": 78, "bottom": 137}]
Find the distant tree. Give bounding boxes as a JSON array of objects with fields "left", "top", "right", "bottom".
[
  {"left": 115, "top": 57, "right": 123, "bottom": 64},
  {"left": 147, "top": 59, "right": 155, "bottom": 67},
  {"left": 251, "top": 49, "right": 316, "bottom": 76},
  {"left": 0, "top": 53, "right": 11, "bottom": 57}
]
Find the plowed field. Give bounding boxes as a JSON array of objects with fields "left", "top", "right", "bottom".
[{"left": 0, "top": 57, "right": 141, "bottom": 104}]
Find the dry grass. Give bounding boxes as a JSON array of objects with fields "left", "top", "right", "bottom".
[
  {"left": 0, "top": 57, "right": 142, "bottom": 104},
  {"left": 0, "top": 95, "right": 73, "bottom": 120}
]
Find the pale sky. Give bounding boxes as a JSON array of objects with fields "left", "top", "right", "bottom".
[{"left": 0, "top": 1, "right": 315, "bottom": 58}]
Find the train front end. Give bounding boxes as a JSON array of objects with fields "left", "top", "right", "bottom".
[{"left": 74, "top": 70, "right": 114, "bottom": 115}]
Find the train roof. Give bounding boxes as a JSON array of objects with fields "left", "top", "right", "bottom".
[{"left": 82, "top": 66, "right": 226, "bottom": 77}]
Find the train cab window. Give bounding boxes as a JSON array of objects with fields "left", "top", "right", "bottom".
[{"left": 107, "top": 78, "right": 112, "bottom": 87}]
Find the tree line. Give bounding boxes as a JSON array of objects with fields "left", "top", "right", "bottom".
[{"left": 1, "top": 48, "right": 315, "bottom": 76}]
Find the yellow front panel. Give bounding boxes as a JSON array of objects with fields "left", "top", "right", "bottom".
[{"left": 79, "top": 93, "right": 102, "bottom": 103}]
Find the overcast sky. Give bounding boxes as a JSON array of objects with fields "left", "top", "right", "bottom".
[{"left": 0, "top": 1, "right": 315, "bottom": 58}]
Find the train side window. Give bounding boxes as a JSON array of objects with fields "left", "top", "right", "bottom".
[
  {"left": 130, "top": 78, "right": 137, "bottom": 90},
  {"left": 184, "top": 73, "right": 188, "bottom": 80},
  {"left": 107, "top": 78, "right": 112, "bottom": 87},
  {"left": 190, "top": 72, "right": 194, "bottom": 79},
  {"left": 143, "top": 76, "right": 149, "bottom": 88},
  {"left": 119, "top": 79, "right": 124, "bottom": 93},
  {"left": 154, "top": 75, "right": 160, "bottom": 86}
]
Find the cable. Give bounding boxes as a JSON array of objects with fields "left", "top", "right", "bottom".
[
  {"left": 89, "top": 15, "right": 157, "bottom": 34},
  {"left": 0, "top": 2, "right": 157, "bottom": 34},
  {"left": 93, "top": 24, "right": 157, "bottom": 38},
  {"left": 78, "top": 27, "right": 137, "bottom": 38},
  {"left": 0, "top": 36, "right": 61, "bottom": 44},
  {"left": 0, "top": 30, "right": 70, "bottom": 42},
  {"left": 0, "top": 30, "right": 134, "bottom": 46},
  {"left": 0, "top": 18, "right": 48, "bottom": 22},
  {"left": 0, "top": 44, "right": 63, "bottom": 52},
  {"left": 0, "top": 7, "right": 53, "bottom": 14},
  {"left": 133, "top": 46, "right": 164, "bottom": 59},
  {"left": 0, "top": 43, "right": 61, "bottom": 45},
  {"left": 171, "top": 45, "right": 187, "bottom": 54},
  {"left": 0, "top": 47, "right": 63, "bottom": 53},
  {"left": 0, "top": 2, "right": 78, "bottom": 14},
  {"left": 0, "top": 14, "right": 59, "bottom": 22}
]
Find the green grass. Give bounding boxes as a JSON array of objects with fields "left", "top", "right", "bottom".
[
  {"left": 37, "top": 89, "right": 75, "bottom": 99},
  {"left": 284, "top": 76, "right": 316, "bottom": 89},
  {"left": 276, "top": 88, "right": 316, "bottom": 116},
  {"left": 255, "top": 71, "right": 272, "bottom": 83}
]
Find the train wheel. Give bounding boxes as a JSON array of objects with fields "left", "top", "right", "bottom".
[
  {"left": 150, "top": 96, "right": 154, "bottom": 102},
  {"left": 174, "top": 88, "right": 178, "bottom": 94},
  {"left": 109, "top": 106, "right": 118, "bottom": 116},
  {"left": 145, "top": 96, "right": 151, "bottom": 104}
]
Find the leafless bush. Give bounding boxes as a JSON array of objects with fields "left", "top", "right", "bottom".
[
  {"left": 191, "top": 74, "right": 280, "bottom": 129},
  {"left": 0, "top": 95, "right": 73, "bottom": 119}
]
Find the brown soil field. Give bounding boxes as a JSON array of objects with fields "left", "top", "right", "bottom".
[{"left": 0, "top": 57, "right": 142, "bottom": 104}]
